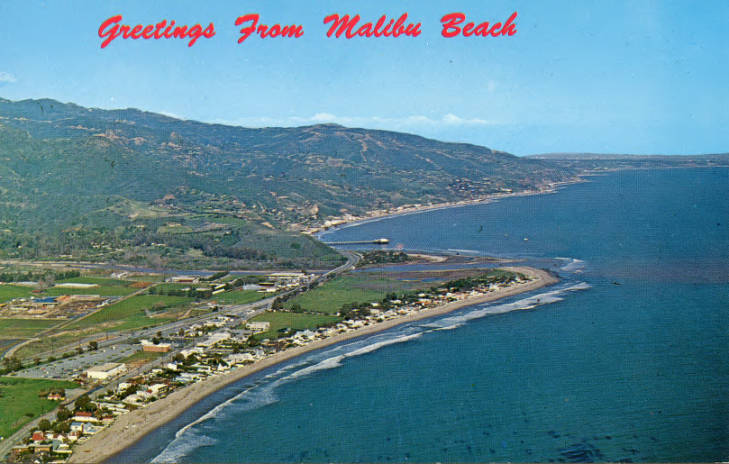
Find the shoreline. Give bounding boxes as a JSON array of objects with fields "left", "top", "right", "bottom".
[
  {"left": 307, "top": 179, "right": 585, "bottom": 237},
  {"left": 69, "top": 267, "right": 557, "bottom": 464}
]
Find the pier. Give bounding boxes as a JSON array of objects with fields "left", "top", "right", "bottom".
[{"left": 323, "top": 238, "right": 390, "bottom": 245}]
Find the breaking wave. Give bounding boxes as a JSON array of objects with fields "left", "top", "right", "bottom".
[
  {"left": 151, "top": 429, "right": 217, "bottom": 463},
  {"left": 151, "top": 280, "right": 589, "bottom": 462},
  {"left": 557, "top": 257, "right": 586, "bottom": 273}
]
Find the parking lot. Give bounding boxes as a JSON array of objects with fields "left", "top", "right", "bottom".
[{"left": 17, "top": 343, "right": 137, "bottom": 380}]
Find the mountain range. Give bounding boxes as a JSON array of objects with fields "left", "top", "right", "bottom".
[{"left": 4, "top": 97, "right": 722, "bottom": 269}]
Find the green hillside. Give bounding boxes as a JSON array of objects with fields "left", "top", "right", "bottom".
[{"left": 0, "top": 97, "right": 576, "bottom": 268}]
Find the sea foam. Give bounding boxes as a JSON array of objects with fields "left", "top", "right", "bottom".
[{"left": 152, "top": 281, "right": 589, "bottom": 462}]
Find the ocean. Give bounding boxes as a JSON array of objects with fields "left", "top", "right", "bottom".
[{"left": 117, "top": 168, "right": 729, "bottom": 463}]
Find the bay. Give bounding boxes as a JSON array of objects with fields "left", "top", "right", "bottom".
[{"left": 121, "top": 168, "right": 728, "bottom": 463}]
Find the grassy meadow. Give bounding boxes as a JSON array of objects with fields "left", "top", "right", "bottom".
[{"left": 0, "top": 377, "right": 78, "bottom": 438}]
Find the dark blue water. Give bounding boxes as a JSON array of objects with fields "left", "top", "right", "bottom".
[{"left": 121, "top": 168, "right": 729, "bottom": 463}]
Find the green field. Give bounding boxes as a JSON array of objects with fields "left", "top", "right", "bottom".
[
  {"left": 213, "top": 289, "right": 267, "bottom": 305},
  {"left": 13, "top": 333, "right": 91, "bottom": 360},
  {"left": 67, "top": 295, "right": 191, "bottom": 329},
  {"left": 43, "top": 285, "right": 136, "bottom": 297},
  {"left": 0, "top": 319, "right": 59, "bottom": 339},
  {"left": 57, "top": 276, "right": 129, "bottom": 286},
  {"left": 12, "top": 295, "right": 187, "bottom": 359},
  {"left": 0, "top": 284, "right": 33, "bottom": 303},
  {"left": 248, "top": 311, "right": 341, "bottom": 340},
  {"left": 284, "top": 274, "right": 416, "bottom": 314},
  {"left": 0, "top": 377, "right": 78, "bottom": 438},
  {"left": 109, "top": 315, "right": 176, "bottom": 332},
  {"left": 0, "top": 338, "right": 18, "bottom": 353},
  {"left": 154, "top": 283, "right": 194, "bottom": 293},
  {"left": 44, "top": 276, "right": 137, "bottom": 297},
  {"left": 0, "top": 277, "right": 137, "bottom": 302}
]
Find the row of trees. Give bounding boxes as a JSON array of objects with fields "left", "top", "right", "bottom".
[
  {"left": 359, "top": 250, "right": 410, "bottom": 265},
  {"left": 0, "top": 269, "right": 80, "bottom": 282}
]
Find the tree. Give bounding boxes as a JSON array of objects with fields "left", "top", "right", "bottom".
[
  {"left": 38, "top": 419, "right": 51, "bottom": 431},
  {"left": 74, "top": 394, "right": 91, "bottom": 411},
  {"left": 53, "top": 421, "right": 71, "bottom": 434},
  {"left": 2, "top": 356, "right": 22, "bottom": 372},
  {"left": 56, "top": 406, "right": 72, "bottom": 422}
]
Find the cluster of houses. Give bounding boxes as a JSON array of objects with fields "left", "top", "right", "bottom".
[
  {"left": 10, "top": 410, "right": 111, "bottom": 463},
  {"left": 7, "top": 272, "right": 529, "bottom": 463}
]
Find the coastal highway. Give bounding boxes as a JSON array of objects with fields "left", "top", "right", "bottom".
[
  {"left": 322, "top": 249, "right": 360, "bottom": 278},
  {"left": 5, "top": 249, "right": 360, "bottom": 376},
  {"left": 1, "top": 282, "right": 161, "bottom": 361},
  {"left": 21, "top": 250, "right": 361, "bottom": 388},
  {"left": 0, "top": 250, "right": 362, "bottom": 457}
]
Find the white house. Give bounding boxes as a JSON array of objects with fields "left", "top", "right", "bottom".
[
  {"left": 245, "top": 321, "right": 271, "bottom": 332},
  {"left": 196, "top": 331, "right": 231, "bottom": 348}
]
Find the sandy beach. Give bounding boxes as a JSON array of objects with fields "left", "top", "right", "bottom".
[
  {"left": 69, "top": 267, "right": 557, "bottom": 463},
  {"left": 305, "top": 179, "right": 583, "bottom": 236}
]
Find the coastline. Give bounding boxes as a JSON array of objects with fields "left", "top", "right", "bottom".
[
  {"left": 306, "top": 179, "right": 584, "bottom": 237},
  {"left": 69, "top": 267, "right": 558, "bottom": 464}
]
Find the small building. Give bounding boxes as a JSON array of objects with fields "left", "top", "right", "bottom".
[
  {"left": 180, "top": 347, "right": 204, "bottom": 359},
  {"left": 146, "top": 383, "right": 167, "bottom": 396},
  {"left": 196, "top": 331, "right": 231, "bottom": 348},
  {"left": 226, "top": 353, "right": 255, "bottom": 364},
  {"left": 168, "top": 275, "right": 199, "bottom": 284},
  {"left": 140, "top": 340, "right": 172, "bottom": 353},
  {"left": 85, "top": 362, "right": 127, "bottom": 380},
  {"left": 47, "top": 391, "right": 65, "bottom": 401},
  {"left": 33, "top": 443, "right": 52, "bottom": 453},
  {"left": 82, "top": 424, "right": 103, "bottom": 435},
  {"left": 246, "top": 321, "right": 271, "bottom": 333},
  {"left": 11, "top": 445, "right": 31, "bottom": 457},
  {"left": 72, "top": 411, "right": 99, "bottom": 423}
]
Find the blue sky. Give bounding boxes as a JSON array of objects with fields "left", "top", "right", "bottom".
[{"left": 0, "top": 0, "right": 727, "bottom": 155}]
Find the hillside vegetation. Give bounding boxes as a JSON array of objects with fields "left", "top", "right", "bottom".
[{"left": 0, "top": 97, "right": 575, "bottom": 268}]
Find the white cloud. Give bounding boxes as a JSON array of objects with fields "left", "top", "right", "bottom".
[
  {"left": 310, "top": 112, "right": 337, "bottom": 122},
  {"left": 0, "top": 72, "right": 17, "bottom": 84},
  {"left": 442, "top": 113, "right": 490, "bottom": 126},
  {"left": 218, "top": 113, "right": 496, "bottom": 129}
]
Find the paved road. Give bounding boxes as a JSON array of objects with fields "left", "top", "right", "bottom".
[
  {"left": 2, "top": 282, "right": 161, "bottom": 361},
  {"left": 0, "top": 387, "right": 87, "bottom": 459},
  {"left": 0, "top": 249, "right": 361, "bottom": 458}
]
